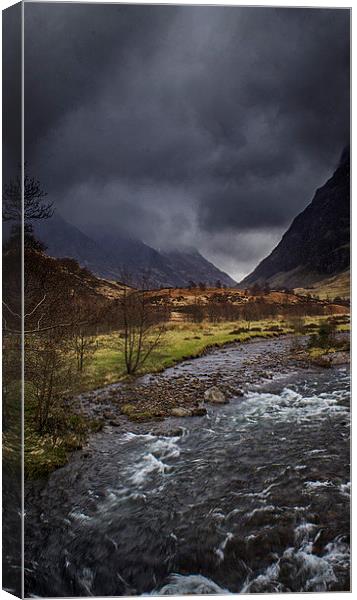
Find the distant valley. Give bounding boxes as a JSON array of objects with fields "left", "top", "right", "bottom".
[{"left": 34, "top": 147, "right": 349, "bottom": 298}]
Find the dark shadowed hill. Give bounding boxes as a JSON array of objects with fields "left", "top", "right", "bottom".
[
  {"left": 240, "top": 147, "right": 350, "bottom": 290},
  {"left": 34, "top": 214, "right": 236, "bottom": 288},
  {"left": 34, "top": 214, "right": 122, "bottom": 281}
]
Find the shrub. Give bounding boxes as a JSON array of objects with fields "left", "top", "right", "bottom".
[
  {"left": 308, "top": 321, "right": 337, "bottom": 349},
  {"left": 289, "top": 317, "right": 305, "bottom": 334}
]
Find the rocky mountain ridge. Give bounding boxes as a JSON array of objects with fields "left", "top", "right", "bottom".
[{"left": 240, "top": 147, "right": 350, "bottom": 290}]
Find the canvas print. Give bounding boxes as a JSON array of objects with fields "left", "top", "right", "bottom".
[{"left": 2, "top": 2, "right": 350, "bottom": 597}]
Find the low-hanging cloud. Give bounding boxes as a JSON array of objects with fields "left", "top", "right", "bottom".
[{"left": 23, "top": 4, "right": 350, "bottom": 279}]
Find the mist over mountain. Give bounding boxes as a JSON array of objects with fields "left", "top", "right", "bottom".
[
  {"left": 24, "top": 5, "right": 349, "bottom": 280},
  {"left": 34, "top": 214, "right": 236, "bottom": 288},
  {"left": 240, "top": 147, "right": 350, "bottom": 290}
]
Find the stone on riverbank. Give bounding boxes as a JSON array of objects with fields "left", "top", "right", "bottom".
[
  {"left": 329, "top": 351, "right": 350, "bottom": 366},
  {"left": 171, "top": 407, "right": 193, "bottom": 417},
  {"left": 204, "top": 386, "right": 227, "bottom": 404},
  {"left": 191, "top": 406, "right": 207, "bottom": 416}
]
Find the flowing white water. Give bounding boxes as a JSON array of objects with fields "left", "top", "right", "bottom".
[{"left": 25, "top": 342, "right": 350, "bottom": 597}]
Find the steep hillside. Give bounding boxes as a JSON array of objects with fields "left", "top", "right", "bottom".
[
  {"left": 34, "top": 214, "right": 122, "bottom": 281},
  {"left": 294, "top": 269, "right": 350, "bottom": 300},
  {"left": 240, "top": 147, "right": 350, "bottom": 289}
]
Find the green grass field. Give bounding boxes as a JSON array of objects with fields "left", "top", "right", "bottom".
[
  {"left": 76, "top": 315, "right": 347, "bottom": 393},
  {"left": 76, "top": 320, "right": 283, "bottom": 392}
]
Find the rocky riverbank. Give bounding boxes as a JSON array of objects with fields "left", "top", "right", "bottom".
[{"left": 71, "top": 335, "right": 349, "bottom": 433}]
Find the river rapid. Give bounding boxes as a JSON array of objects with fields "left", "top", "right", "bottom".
[{"left": 25, "top": 337, "right": 350, "bottom": 596}]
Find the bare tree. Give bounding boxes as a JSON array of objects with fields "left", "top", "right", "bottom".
[
  {"left": 207, "top": 298, "right": 222, "bottom": 323},
  {"left": 2, "top": 248, "right": 104, "bottom": 432},
  {"left": 70, "top": 301, "right": 98, "bottom": 373},
  {"left": 25, "top": 330, "right": 74, "bottom": 433},
  {"left": 3, "top": 169, "right": 53, "bottom": 252},
  {"left": 3, "top": 171, "right": 53, "bottom": 223},
  {"left": 73, "top": 330, "right": 96, "bottom": 372},
  {"left": 185, "top": 296, "right": 205, "bottom": 323},
  {"left": 118, "top": 274, "right": 168, "bottom": 375}
]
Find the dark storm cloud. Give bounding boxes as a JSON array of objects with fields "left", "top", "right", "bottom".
[
  {"left": 3, "top": 3, "right": 22, "bottom": 177},
  {"left": 24, "top": 4, "right": 350, "bottom": 280}
]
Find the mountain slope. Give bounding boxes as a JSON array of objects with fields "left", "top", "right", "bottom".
[
  {"left": 33, "top": 214, "right": 123, "bottom": 280},
  {"left": 91, "top": 232, "right": 184, "bottom": 288},
  {"left": 163, "top": 249, "right": 236, "bottom": 287},
  {"left": 240, "top": 147, "right": 350, "bottom": 290},
  {"left": 294, "top": 269, "right": 350, "bottom": 300},
  {"left": 34, "top": 214, "right": 236, "bottom": 288}
]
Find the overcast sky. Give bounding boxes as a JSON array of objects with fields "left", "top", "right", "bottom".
[{"left": 24, "top": 3, "right": 350, "bottom": 281}]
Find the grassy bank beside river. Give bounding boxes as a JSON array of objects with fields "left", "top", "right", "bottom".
[
  {"left": 23, "top": 315, "right": 349, "bottom": 478},
  {"left": 75, "top": 315, "right": 350, "bottom": 392}
]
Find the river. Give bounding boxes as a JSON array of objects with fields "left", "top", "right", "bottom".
[{"left": 25, "top": 337, "right": 350, "bottom": 596}]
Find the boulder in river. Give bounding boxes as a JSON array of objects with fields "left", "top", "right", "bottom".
[{"left": 204, "top": 386, "right": 227, "bottom": 404}]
